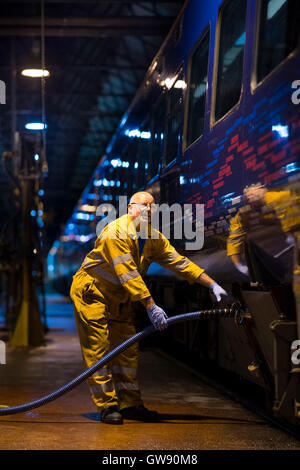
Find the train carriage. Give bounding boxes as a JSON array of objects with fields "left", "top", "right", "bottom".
[{"left": 49, "top": 0, "right": 300, "bottom": 430}]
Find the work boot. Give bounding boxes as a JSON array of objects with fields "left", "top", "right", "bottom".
[
  {"left": 120, "top": 404, "right": 160, "bottom": 422},
  {"left": 100, "top": 405, "right": 123, "bottom": 424}
]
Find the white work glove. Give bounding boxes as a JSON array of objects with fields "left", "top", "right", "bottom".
[
  {"left": 235, "top": 263, "right": 249, "bottom": 276},
  {"left": 146, "top": 304, "right": 168, "bottom": 331},
  {"left": 286, "top": 235, "right": 295, "bottom": 246},
  {"left": 209, "top": 282, "right": 228, "bottom": 302}
]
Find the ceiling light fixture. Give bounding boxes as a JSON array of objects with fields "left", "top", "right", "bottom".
[
  {"left": 21, "top": 68, "right": 50, "bottom": 78},
  {"left": 25, "top": 122, "right": 47, "bottom": 130}
]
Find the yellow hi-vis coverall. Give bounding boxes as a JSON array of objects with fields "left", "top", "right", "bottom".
[{"left": 70, "top": 213, "right": 204, "bottom": 411}]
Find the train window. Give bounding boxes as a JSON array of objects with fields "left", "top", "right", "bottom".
[
  {"left": 256, "top": 0, "right": 299, "bottom": 84},
  {"left": 149, "top": 94, "right": 167, "bottom": 179},
  {"left": 165, "top": 72, "right": 184, "bottom": 166},
  {"left": 214, "top": 0, "right": 247, "bottom": 122},
  {"left": 185, "top": 30, "right": 210, "bottom": 148}
]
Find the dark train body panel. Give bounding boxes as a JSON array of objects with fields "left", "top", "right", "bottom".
[{"left": 49, "top": 0, "right": 300, "bottom": 429}]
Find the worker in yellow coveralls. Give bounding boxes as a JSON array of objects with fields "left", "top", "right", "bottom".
[
  {"left": 71, "top": 191, "right": 228, "bottom": 424},
  {"left": 227, "top": 184, "right": 300, "bottom": 275}
]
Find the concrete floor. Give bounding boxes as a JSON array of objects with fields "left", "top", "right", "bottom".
[{"left": 0, "top": 295, "right": 299, "bottom": 450}]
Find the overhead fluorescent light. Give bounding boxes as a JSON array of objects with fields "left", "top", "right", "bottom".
[
  {"left": 21, "top": 69, "right": 50, "bottom": 78},
  {"left": 25, "top": 122, "right": 47, "bottom": 130}
]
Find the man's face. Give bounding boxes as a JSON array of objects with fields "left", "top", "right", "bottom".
[{"left": 128, "top": 192, "right": 155, "bottom": 224}]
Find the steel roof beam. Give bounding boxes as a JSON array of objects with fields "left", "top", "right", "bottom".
[
  {"left": 0, "top": 0, "right": 180, "bottom": 3},
  {"left": 0, "top": 17, "right": 174, "bottom": 27},
  {"left": 6, "top": 92, "right": 134, "bottom": 98},
  {"left": 1, "top": 64, "right": 146, "bottom": 71},
  {"left": 0, "top": 28, "right": 170, "bottom": 37},
  {"left": 0, "top": 16, "right": 174, "bottom": 36}
]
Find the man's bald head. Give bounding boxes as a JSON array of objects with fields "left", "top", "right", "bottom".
[
  {"left": 244, "top": 187, "right": 267, "bottom": 207},
  {"left": 129, "top": 191, "right": 155, "bottom": 205}
]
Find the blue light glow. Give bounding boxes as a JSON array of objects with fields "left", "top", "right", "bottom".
[
  {"left": 126, "top": 129, "right": 140, "bottom": 138},
  {"left": 75, "top": 212, "right": 94, "bottom": 221},
  {"left": 120, "top": 116, "right": 127, "bottom": 127},
  {"left": 235, "top": 32, "right": 245, "bottom": 46},
  {"left": 140, "top": 131, "right": 151, "bottom": 139},
  {"left": 272, "top": 124, "right": 289, "bottom": 138},
  {"left": 111, "top": 158, "right": 129, "bottom": 168},
  {"left": 30, "top": 210, "right": 36, "bottom": 217},
  {"left": 125, "top": 129, "right": 151, "bottom": 139},
  {"left": 103, "top": 194, "right": 113, "bottom": 201},
  {"left": 221, "top": 193, "right": 236, "bottom": 205},
  {"left": 285, "top": 162, "right": 299, "bottom": 173},
  {"left": 87, "top": 193, "right": 100, "bottom": 200},
  {"left": 111, "top": 158, "right": 121, "bottom": 167},
  {"left": 37, "top": 217, "right": 44, "bottom": 228},
  {"left": 25, "top": 123, "right": 47, "bottom": 130}
]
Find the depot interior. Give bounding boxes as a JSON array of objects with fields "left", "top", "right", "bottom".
[{"left": 0, "top": 0, "right": 300, "bottom": 447}]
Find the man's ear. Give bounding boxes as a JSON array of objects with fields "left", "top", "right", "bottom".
[{"left": 128, "top": 203, "right": 134, "bottom": 216}]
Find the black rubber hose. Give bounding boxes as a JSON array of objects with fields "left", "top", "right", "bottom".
[{"left": 0, "top": 306, "right": 241, "bottom": 416}]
